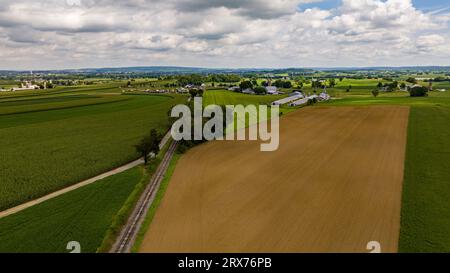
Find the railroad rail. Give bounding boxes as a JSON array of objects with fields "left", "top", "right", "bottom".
[{"left": 110, "top": 140, "right": 178, "bottom": 253}]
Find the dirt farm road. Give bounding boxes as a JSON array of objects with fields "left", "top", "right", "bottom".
[
  {"left": 0, "top": 131, "right": 172, "bottom": 219},
  {"left": 140, "top": 106, "right": 410, "bottom": 253}
]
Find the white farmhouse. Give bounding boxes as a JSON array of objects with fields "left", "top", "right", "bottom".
[
  {"left": 177, "top": 87, "right": 188, "bottom": 93},
  {"left": 228, "top": 86, "right": 240, "bottom": 92},
  {"left": 242, "top": 88, "right": 255, "bottom": 95},
  {"left": 318, "top": 92, "right": 331, "bottom": 101}
]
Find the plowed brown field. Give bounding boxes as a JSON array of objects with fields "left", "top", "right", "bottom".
[{"left": 140, "top": 106, "right": 409, "bottom": 253}]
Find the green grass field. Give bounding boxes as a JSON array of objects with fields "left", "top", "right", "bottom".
[
  {"left": 0, "top": 166, "right": 144, "bottom": 253},
  {"left": 204, "top": 89, "right": 286, "bottom": 106},
  {"left": 203, "top": 89, "right": 296, "bottom": 133},
  {"left": 0, "top": 83, "right": 124, "bottom": 100},
  {"left": 0, "top": 94, "right": 128, "bottom": 115},
  {"left": 0, "top": 88, "right": 186, "bottom": 211},
  {"left": 399, "top": 106, "right": 450, "bottom": 252},
  {"left": 2, "top": 78, "right": 450, "bottom": 253}
]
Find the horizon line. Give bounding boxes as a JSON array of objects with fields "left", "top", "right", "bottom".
[{"left": 1, "top": 65, "right": 450, "bottom": 72}]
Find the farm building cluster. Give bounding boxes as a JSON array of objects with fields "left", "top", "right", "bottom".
[
  {"left": 228, "top": 85, "right": 282, "bottom": 95},
  {"left": 0, "top": 80, "right": 52, "bottom": 92},
  {"left": 272, "top": 91, "right": 331, "bottom": 107},
  {"left": 131, "top": 84, "right": 205, "bottom": 94}
]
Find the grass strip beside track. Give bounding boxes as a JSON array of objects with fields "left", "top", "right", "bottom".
[
  {"left": 0, "top": 166, "right": 143, "bottom": 253},
  {"left": 131, "top": 151, "right": 181, "bottom": 253},
  {"left": 96, "top": 141, "right": 172, "bottom": 252}
]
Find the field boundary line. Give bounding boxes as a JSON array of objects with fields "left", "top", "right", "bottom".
[
  {"left": 0, "top": 131, "right": 172, "bottom": 219},
  {"left": 0, "top": 159, "right": 144, "bottom": 219}
]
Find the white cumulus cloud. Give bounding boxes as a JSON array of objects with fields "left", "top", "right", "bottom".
[{"left": 0, "top": 0, "right": 448, "bottom": 69}]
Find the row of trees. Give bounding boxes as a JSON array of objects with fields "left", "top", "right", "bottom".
[
  {"left": 208, "top": 74, "right": 241, "bottom": 83},
  {"left": 237, "top": 78, "right": 341, "bottom": 93},
  {"left": 376, "top": 80, "right": 420, "bottom": 92},
  {"left": 189, "top": 88, "right": 204, "bottom": 98},
  {"left": 167, "top": 100, "right": 230, "bottom": 153},
  {"left": 175, "top": 74, "right": 242, "bottom": 87},
  {"left": 135, "top": 88, "right": 206, "bottom": 164},
  {"left": 170, "top": 74, "right": 349, "bottom": 90},
  {"left": 176, "top": 74, "right": 205, "bottom": 86},
  {"left": 240, "top": 79, "right": 293, "bottom": 89},
  {"left": 431, "top": 76, "right": 449, "bottom": 82},
  {"left": 372, "top": 84, "right": 428, "bottom": 97},
  {"left": 272, "top": 80, "right": 292, "bottom": 88},
  {"left": 377, "top": 81, "right": 399, "bottom": 91}
]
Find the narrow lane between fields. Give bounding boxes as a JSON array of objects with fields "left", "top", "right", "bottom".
[{"left": 0, "top": 131, "right": 173, "bottom": 219}]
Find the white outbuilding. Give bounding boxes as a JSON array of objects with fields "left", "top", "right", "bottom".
[
  {"left": 289, "top": 98, "right": 309, "bottom": 107},
  {"left": 228, "top": 86, "right": 240, "bottom": 92},
  {"left": 272, "top": 94, "right": 304, "bottom": 106},
  {"left": 265, "top": 86, "right": 278, "bottom": 94},
  {"left": 318, "top": 92, "right": 331, "bottom": 101},
  {"left": 242, "top": 88, "right": 255, "bottom": 95}
]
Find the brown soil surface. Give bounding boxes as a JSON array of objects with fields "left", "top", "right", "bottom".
[{"left": 140, "top": 106, "right": 409, "bottom": 253}]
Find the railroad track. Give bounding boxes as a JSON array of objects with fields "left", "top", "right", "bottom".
[{"left": 110, "top": 140, "right": 178, "bottom": 253}]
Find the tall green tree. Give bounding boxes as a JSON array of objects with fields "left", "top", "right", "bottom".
[
  {"left": 254, "top": 86, "right": 267, "bottom": 95},
  {"left": 409, "top": 86, "right": 428, "bottom": 97},
  {"left": 135, "top": 129, "right": 161, "bottom": 165},
  {"left": 239, "top": 80, "right": 253, "bottom": 90},
  {"left": 328, "top": 78, "right": 336, "bottom": 88},
  {"left": 406, "top": 77, "right": 418, "bottom": 84}
]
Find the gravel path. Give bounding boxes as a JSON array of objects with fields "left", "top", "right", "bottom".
[{"left": 0, "top": 131, "right": 172, "bottom": 219}]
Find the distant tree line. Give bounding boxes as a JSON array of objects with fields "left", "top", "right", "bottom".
[
  {"left": 431, "top": 76, "right": 450, "bottom": 82},
  {"left": 272, "top": 80, "right": 292, "bottom": 88},
  {"left": 377, "top": 81, "right": 399, "bottom": 92},
  {"left": 174, "top": 74, "right": 242, "bottom": 87},
  {"left": 176, "top": 74, "right": 205, "bottom": 86},
  {"left": 167, "top": 99, "right": 229, "bottom": 153},
  {"left": 208, "top": 74, "right": 241, "bottom": 83}
]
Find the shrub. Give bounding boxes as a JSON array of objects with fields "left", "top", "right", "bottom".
[
  {"left": 253, "top": 86, "right": 267, "bottom": 95},
  {"left": 239, "top": 80, "right": 253, "bottom": 90},
  {"left": 406, "top": 77, "right": 418, "bottom": 84},
  {"left": 409, "top": 86, "right": 428, "bottom": 97},
  {"left": 307, "top": 98, "right": 317, "bottom": 105},
  {"left": 372, "top": 89, "right": 379, "bottom": 97}
]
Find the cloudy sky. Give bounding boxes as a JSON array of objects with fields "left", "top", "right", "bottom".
[{"left": 0, "top": 0, "right": 449, "bottom": 70}]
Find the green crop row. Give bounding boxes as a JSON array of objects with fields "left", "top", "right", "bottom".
[
  {"left": 0, "top": 166, "right": 144, "bottom": 253},
  {"left": 0, "top": 89, "right": 186, "bottom": 210}
]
